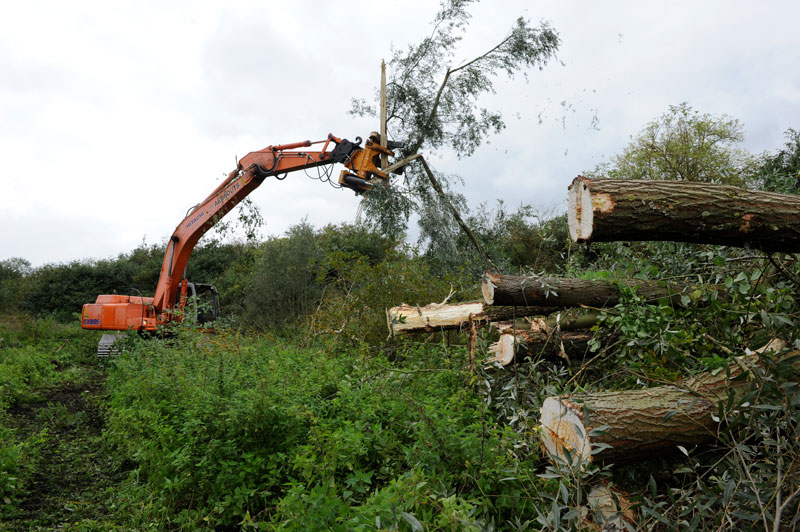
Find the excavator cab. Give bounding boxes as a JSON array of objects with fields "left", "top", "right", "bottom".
[{"left": 176, "top": 281, "right": 220, "bottom": 326}]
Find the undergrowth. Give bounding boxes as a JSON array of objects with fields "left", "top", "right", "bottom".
[{"left": 103, "top": 327, "right": 553, "bottom": 530}]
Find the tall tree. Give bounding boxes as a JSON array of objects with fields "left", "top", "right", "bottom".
[
  {"left": 588, "top": 103, "right": 755, "bottom": 186},
  {"left": 351, "top": 0, "right": 559, "bottom": 255}
]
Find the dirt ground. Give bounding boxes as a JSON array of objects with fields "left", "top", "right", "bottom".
[{"left": 2, "top": 365, "right": 128, "bottom": 531}]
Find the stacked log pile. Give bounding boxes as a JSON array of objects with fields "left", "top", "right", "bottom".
[
  {"left": 536, "top": 178, "right": 800, "bottom": 470},
  {"left": 386, "top": 178, "right": 800, "bottom": 485}
]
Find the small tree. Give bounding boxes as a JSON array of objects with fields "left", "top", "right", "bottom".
[
  {"left": 351, "top": 0, "right": 559, "bottom": 256},
  {"left": 589, "top": 102, "right": 756, "bottom": 186}
]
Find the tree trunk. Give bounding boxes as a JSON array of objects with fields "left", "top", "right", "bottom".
[
  {"left": 386, "top": 301, "right": 552, "bottom": 336},
  {"left": 540, "top": 340, "right": 789, "bottom": 466},
  {"left": 482, "top": 272, "right": 684, "bottom": 308},
  {"left": 487, "top": 329, "right": 593, "bottom": 366},
  {"left": 568, "top": 176, "right": 800, "bottom": 252}
]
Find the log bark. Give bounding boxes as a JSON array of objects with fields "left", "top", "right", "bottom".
[
  {"left": 568, "top": 176, "right": 800, "bottom": 252},
  {"left": 482, "top": 272, "right": 683, "bottom": 308},
  {"left": 386, "top": 301, "right": 551, "bottom": 336},
  {"left": 487, "top": 329, "right": 592, "bottom": 366},
  {"left": 540, "top": 340, "right": 789, "bottom": 466}
]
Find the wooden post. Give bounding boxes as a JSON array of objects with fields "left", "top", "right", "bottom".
[{"left": 380, "top": 59, "right": 388, "bottom": 170}]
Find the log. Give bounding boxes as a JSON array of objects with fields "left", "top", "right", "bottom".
[
  {"left": 492, "top": 311, "right": 600, "bottom": 335},
  {"left": 386, "top": 301, "right": 551, "bottom": 336},
  {"left": 584, "top": 484, "right": 635, "bottom": 531},
  {"left": 487, "top": 329, "right": 592, "bottom": 366},
  {"left": 568, "top": 176, "right": 800, "bottom": 252},
  {"left": 482, "top": 272, "right": 683, "bottom": 308},
  {"left": 487, "top": 312, "right": 598, "bottom": 365},
  {"left": 540, "top": 339, "right": 789, "bottom": 466}
]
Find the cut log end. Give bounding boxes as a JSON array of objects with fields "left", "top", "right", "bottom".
[
  {"left": 481, "top": 273, "right": 497, "bottom": 305},
  {"left": 486, "top": 334, "right": 515, "bottom": 366},
  {"left": 568, "top": 176, "right": 594, "bottom": 242},
  {"left": 540, "top": 397, "right": 591, "bottom": 465}
]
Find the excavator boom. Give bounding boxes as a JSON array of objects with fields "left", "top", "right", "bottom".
[{"left": 81, "top": 132, "right": 395, "bottom": 335}]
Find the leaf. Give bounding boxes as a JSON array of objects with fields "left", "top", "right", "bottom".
[
  {"left": 399, "top": 511, "right": 423, "bottom": 532},
  {"left": 590, "top": 442, "right": 614, "bottom": 455},
  {"left": 723, "top": 479, "right": 736, "bottom": 505},
  {"left": 588, "top": 424, "right": 610, "bottom": 437},
  {"left": 677, "top": 445, "right": 689, "bottom": 457}
]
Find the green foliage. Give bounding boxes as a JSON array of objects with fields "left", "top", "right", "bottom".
[
  {"left": 637, "top": 354, "right": 800, "bottom": 531},
  {"left": 587, "top": 102, "right": 756, "bottom": 186},
  {"left": 757, "top": 127, "right": 800, "bottom": 194},
  {"left": 379, "top": 0, "right": 559, "bottom": 158},
  {"left": 22, "top": 260, "right": 136, "bottom": 321},
  {"left": 0, "top": 317, "right": 94, "bottom": 409},
  {"left": 0, "top": 258, "right": 31, "bottom": 314},
  {"left": 313, "top": 245, "right": 474, "bottom": 344},
  {"left": 102, "top": 330, "right": 544, "bottom": 530},
  {"left": 243, "top": 222, "right": 354, "bottom": 329},
  {"left": 11, "top": 239, "right": 255, "bottom": 322},
  {"left": 462, "top": 203, "right": 571, "bottom": 274},
  {"left": 0, "top": 318, "right": 105, "bottom": 527}
]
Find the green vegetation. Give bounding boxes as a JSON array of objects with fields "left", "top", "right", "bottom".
[{"left": 102, "top": 330, "right": 540, "bottom": 530}]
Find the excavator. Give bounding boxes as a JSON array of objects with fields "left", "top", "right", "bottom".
[{"left": 81, "top": 132, "right": 401, "bottom": 355}]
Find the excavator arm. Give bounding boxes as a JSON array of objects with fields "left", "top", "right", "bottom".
[{"left": 81, "top": 132, "right": 395, "bottom": 334}]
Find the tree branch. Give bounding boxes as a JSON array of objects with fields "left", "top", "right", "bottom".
[{"left": 417, "top": 156, "right": 498, "bottom": 272}]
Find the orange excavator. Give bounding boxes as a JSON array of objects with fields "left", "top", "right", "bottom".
[{"left": 81, "top": 133, "right": 399, "bottom": 355}]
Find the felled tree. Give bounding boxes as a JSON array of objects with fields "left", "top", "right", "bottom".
[{"left": 351, "top": 0, "right": 559, "bottom": 261}]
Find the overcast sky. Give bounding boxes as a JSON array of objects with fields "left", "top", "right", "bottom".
[{"left": 2, "top": 1, "right": 798, "bottom": 267}]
